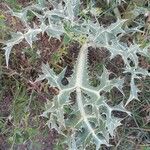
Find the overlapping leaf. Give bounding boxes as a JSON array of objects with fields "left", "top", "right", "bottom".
[
  {"left": 36, "top": 44, "right": 130, "bottom": 149},
  {"left": 3, "top": 0, "right": 150, "bottom": 149}
]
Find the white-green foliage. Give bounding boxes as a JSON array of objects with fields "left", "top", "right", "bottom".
[
  {"left": 106, "top": 0, "right": 126, "bottom": 5},
  {"left": 3, "top": 0, "right": 150, "bottom": 149}
]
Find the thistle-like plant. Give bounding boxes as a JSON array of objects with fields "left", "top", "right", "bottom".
[{"left": 2, "top": 0, "right": 150, "bottom": 149}]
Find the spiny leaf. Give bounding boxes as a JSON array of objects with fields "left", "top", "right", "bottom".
[
  {"left": 24, "top": 28, "right": 41, "bottom": 47},
  {"left": 36, "top": 63, "right": 59, "bottom": 87},
  {"left": 45, "top": 24, "right": 65, "bottom": 40},
  {"left": 37, "top": 43, "right": 132, "bottom": 149},
  {"left": 11, "top": 9, "right": 28, "bottom": 24},
  {"left": 3, "top": 32, "right": 24, "bottom": 67},
  {"left": 124, "top": 66, "right": 150, "bottom": 105},
  {"left": 96, "top": 67, "right": 124, "bottom": 94},
  {"left": 3, "top": 46, "right": 12, "bottom": 67},
  {"left": 126, "top": 76, "right": 140, "bottom": 106},
  {"left": 64, "top": 0, "right": 80, "bottom": 22},
  {"left": 105, "top": 40, "right": 148, "bottom": 68},
  {"left": 86, "top": 19, "right": 126, "bottom": 45},
  {"left": 3, "top": 0, "right": 150, "bottom": 149}
]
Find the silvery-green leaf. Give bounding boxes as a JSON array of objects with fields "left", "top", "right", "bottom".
[
  {"left": 106, "top": 116, "right": 122, "bottom": 137},
  {"left": 123, "top": 66, "right": 150, "bottom": 106},
  {"left": 3, "top": 32, "right": 24, "bottom": 67},
  {"left": 87, "top": 19, "right": 126, "bottom": 45},
  {"left": 4, "top": 32, "right": 24, "bottom": 46},
  {"left": 3, "top": 46, "right": 13, "bottom": 67},
  {"left": 44, "top": 8, "right": 65, "bottom": 21},
  {"left": 11, "top": 10, "right": 28, "bottom": 24},
  {"left": 48, "top": 0, "right": 60, "bottom": 8},
  {"left": 112, "top": 101, "right": 131, "bottom": 115},
  {"left": 36, "top": 41, "right": 130, "bottom": 149},
  {"left": 132, "top": 7, "right": 148, "bottom": 17},
  {"left": 40, "top": 22, "right": 48, "bottom": 34},
  {"left": 105, "top": 40, "right": 146, "bottom": 67},
  {"left": 45, "top": 24, "right": 64, "bottom": 40},
  {"left": 37, "top": 0, "right": 46, "bottom": 7},
  {"left": 35, "top": 63, "right": 59, "bottom": 88},
  {"left": 64, "top": 0, "right": 80, "bottom": 22},
  {"left": 107, "top": 19, "right": 126, "bottom": 35},
  {"left": 125, "top": 77, "right": 140, "bottom": 106},
  {"left": 24, "top": 28, "right": 41, "bottom": 47}
]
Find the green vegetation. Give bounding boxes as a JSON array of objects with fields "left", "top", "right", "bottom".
[{"left": 0, "top": 0, "right": 150, "bottom": 149}]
